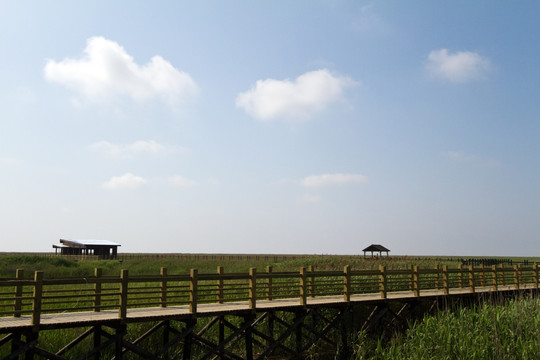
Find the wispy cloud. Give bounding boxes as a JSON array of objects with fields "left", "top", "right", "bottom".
[
  {"left": 351, "top": 3, "right": 390, "bottom": 34},
  {"left": 236, "top": 69, "right": 357, "bottom": 121},
  {"left": 442, "top": 151, "right": 500, "bottom": 167},
  {"left": 301, "top": 173, "right": 369, "bottom": 187},
  {"left": 102, "top": 173, "right": 196, "bottom": 190},
  {"left": 44, "top": 36, "right": 198, "bottom": 107},
  {"left": 102, "top": 173, "right": 149, "bottom": 190},
  {"left": 90, "top": 140, "right": 180, "bottom": 158},
  {"left": 426, "top": 49, "right": 491, "bottom": 83}
]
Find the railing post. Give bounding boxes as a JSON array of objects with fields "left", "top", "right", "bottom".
[
  {"left": 408, "top": 264, "right": 414, "bottom": 291},
  {"left": 413, "top": 266, "right": 420, "bottom": 297},
  {"left": 31, "top": 271, "right": 44, "bottom": 330},
  {"left": 469, "top": 265, "right": 475, "bottom": 293},
  {"left": 14, "top": 269, "right": 24, "bottom": 317},
  {"left": 249, "top": 268, "right": 256, "bottom": 310},
  {"left": 265, "top": 266, "right": 273, "bottom": 301},
  {"left": 160, "top": 267, "right": 167, "bottom": 308},
  {"left": 492, "top": 265, "right": 498, "bottom": 291},
  {"left": 190, "top": 269, "right": 198, "bottom": 313},
  {"left": 479, "top": 264, "right": 485, "bottom": 287},
  {"left": 217, "top": 266, "right": 224, "bottom": 304},
  {"left": 534, "top": 263, "right": 539, "bottom": 289},
  {"left": 514, "top": 265, "right": 519, "bottom": 290},
  {"left": 308, "top": 265, "right": 315, "bottom": 298},
  {"left": 379, "top": 265, "right": 387, "bottom": 299},
  {"left": 300, "top": 267, "right": 307, "bottom": 306},
  {"left": 94, "top": 268, "right": 102, "bottom": 312},
  {"left": 458, "top": 264, "right": 463, "bottom": 288},
  {"left": 499, "top": 264, "right": 505, "bottom": 286},
  {"left": 518, "top": 264, "right": 523, "bottom": 286},
  {"left": 119, "top": 269, "right": 128, "bottom": 321},
  {"left": 434, "top": 265, "right": 440, "bottom": 289},
  {"left": 344, "top": 265, "right": 351, "bottom": 302},
  {"left": 442, "top": 265, "right": 449, "bottom": 295}
]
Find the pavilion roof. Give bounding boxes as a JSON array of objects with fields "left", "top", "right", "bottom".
[
  {"left": 362, "top": 244, "right": 390, "bottom": 252},
  {"left": 59, "top": 239, "right": 121, "bottom": 248}
]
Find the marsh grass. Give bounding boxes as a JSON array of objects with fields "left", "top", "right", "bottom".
[
  {"left": 2, "top": 254, "right": 540, "bottom": 359},
  {"left": 355, "top": 295, "right": 540, "bottom": 360}
]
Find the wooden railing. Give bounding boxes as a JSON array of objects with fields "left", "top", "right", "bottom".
[{"left": 0, "top": 264, "right": 538, "bottom": 328}]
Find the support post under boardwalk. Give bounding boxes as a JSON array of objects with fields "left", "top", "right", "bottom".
[
  {"left": 162, "top": 320, "right": 170, "bottom": 359},
  {"left": 183, "top": 318, "right": 196, "bottom": 360},
  {"left": 245, "top": 314, "right": 254, "bottom": 360},
  {"left": 93, "top": 325, "right": 101, "bottom": 360},
  {"left": 340, "top": 307, "right": 353, "bottom": 360},
  {"left": 295, "top": 311, "right": 304, "bottom": 356}
]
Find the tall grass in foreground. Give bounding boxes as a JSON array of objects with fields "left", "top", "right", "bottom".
[{"left": 355, "top": 296, "right": 540, "bottom": 360}]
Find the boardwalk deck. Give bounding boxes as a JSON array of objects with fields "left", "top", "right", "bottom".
[{"left": 0, "top": 284, "right": 528, "bottom": 333}]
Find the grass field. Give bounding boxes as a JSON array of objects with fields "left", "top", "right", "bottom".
[
  {"left": 354, "top": 295, "right": 540, "bottom": 360},
  {"left": 1, "top": 253, "right": 539, "bottom": 359},
  {"left": 0, "top": 252, "right": 470, "bottom": 279}
]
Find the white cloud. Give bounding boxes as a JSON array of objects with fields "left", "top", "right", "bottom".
[
  {"left": 44, "top": 36, "right": 198, "bottom": 107},
  {"left": 426, "top": 49, "right": 491, "bottom": 83},
  {"left": 90, "top": 140, "right": 178, "bottom": 158},
  {"left": 102, "top": 173, "right": 148, "bottom": 190},
  {"left": 102, "top": 173, "right": 196, "bottom": 190},
  {"left": 235, "top": 69, "right": 356, "bottom": 121},
  {"left": 301, "top": 173, "right": 369, "bottom": 187}
]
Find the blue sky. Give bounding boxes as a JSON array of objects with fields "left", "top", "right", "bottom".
[{"left": 1, "top": 1, "right": 538, "bottom": 256}]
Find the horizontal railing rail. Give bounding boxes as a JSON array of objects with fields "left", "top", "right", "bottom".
[{"left": 0, "top": 264, "right": 538, "bottom": 329}]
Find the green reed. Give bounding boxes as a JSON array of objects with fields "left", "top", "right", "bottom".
[{"left": 355, "top": 295, "right": 540, "bottom": 360}]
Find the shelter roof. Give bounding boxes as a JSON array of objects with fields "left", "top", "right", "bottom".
[
  {"left": 60, "top": 239, "right": 121, "bottom": 248},
  {"left": 362, "top": 244, "right": 390, "bottom": 252}
]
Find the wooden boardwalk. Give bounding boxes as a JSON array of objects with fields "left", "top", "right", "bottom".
[
  {"left": 0, "top": 284, "right": 530, "bottom": 332},
  {"left": 0, "top": 264, "right": 538, "bottom": 359}
]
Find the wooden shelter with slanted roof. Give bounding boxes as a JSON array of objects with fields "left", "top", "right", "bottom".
[
  {"left": 362, "top": 244, "right": 390, "bottom": 258},
  {"left": 53, "top": 239, "right": 120, "bottom": 259}
]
